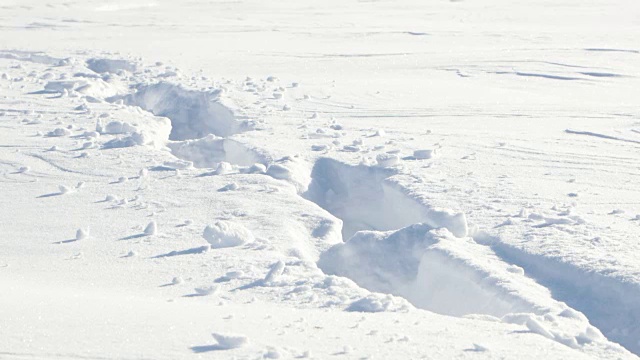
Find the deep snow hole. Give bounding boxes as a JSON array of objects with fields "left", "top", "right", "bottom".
[
  {"left": 118, "top": 82, "right": 253, "bottom": 140},
  {"left": 303, "top": 158, "right": 467, "bottom": 239}
]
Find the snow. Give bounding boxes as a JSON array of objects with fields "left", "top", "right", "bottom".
[
  {"left": 203, "top": 221, "right": 255, "bottom": 249},
  {"left": 1, "top": 0, "right": 639, "bottom": 359},
  {"left": 143, "top": 221, "right": 157, "bottom": 236},
  {"left": 210, "top": 332, "right": 249, "bottom": 350}
]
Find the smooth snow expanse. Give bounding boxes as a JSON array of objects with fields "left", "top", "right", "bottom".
[{"left": 0, "top": 0, "right": 639, "bottom": 359}]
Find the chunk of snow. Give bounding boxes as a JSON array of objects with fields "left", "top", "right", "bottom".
[
  {"left": 86, "top": 58, "right": 137, "bottom": 74},
  {"left": 219, "top": 183, "right": 239, "bottom": 191},
  {"left": 202, "top": 221, "right": 254, "bottom": 248},
  {"left": 248, "top": 163, "right": 267, "bottom": 174},
  {"left": 76, "top": 228, "right": 89, "bottom": 240},
  {"left": 144, "top": 221, "right": 157, "bottom": 236},
  {"left": 266, "top": 164, "right": 292, "bottom": 180},
  {"left": 215, "top": 162, "right": 233, "bottom": 175},
  {"left": 376, "top": 153, "right": 400, "bottom": 167},
  {"left": 414, "top": 149, "right": 435, "bottom": 159},
  {"left": 195, "top": 285, "right": 219, "bottom": 296},
  {"left": 47, "top": 128, "right": 71, "bottom": 137},
  {"left": 526, "top": 318, "right": 554, "bottom": 339},
  {"left": 211, "top": 332, "right": 248, "bottom": 349},
  {"left": 263, "top": 261, "right": 285, "bottom": 284}
]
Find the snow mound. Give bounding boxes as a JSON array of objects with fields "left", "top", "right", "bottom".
[
  {"left": 202, "top": 221, "right": 254, "bottom": 248},
  {"left": 304, "top": 158, "right": 467, "bottom": 239},
  {"left": 114, "top": 82, "right": 253, "bottom": 140}
]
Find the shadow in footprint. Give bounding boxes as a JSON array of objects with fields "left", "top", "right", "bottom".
[
  {"left": 152, "top": 245, "right": 210, "bottom": 258},
  {"left": 120, "top": 233, "right": 146, "bottom": 241},
  {"left": 190, "top": 345, "right": 225, "bottom": 353},
  {"left": 53, "top": 239, "right": 77, "bottom": 244},
  {"left": 183, "top": 293, "right": 210, "bottom": 298},
  {"left": 233, "top": 279, "right": 264, "bottom": 291},
  {"left": 37, "top": 192, "right": 62, "bottom": 198}
]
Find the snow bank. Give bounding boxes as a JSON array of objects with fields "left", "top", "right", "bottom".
[
  {"left": 304, "top": 158, "right": 467, "bottom": 239},
  {"left": 202, "top": 221, "right": 254, "bottom": 248},
  {"left": 114, "top": 82, "right": 253, "bottom": 140}
]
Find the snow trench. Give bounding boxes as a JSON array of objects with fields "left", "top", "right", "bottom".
[
  {"left": 305, "top": 158, "right": 619, "bottom": 355},
  {"left": 477, "top": 233, "right": 640, "bottom": 355},
  {"left": 105, "top": 82, "right": 264, "bottom": 169},
  {"left": 116, "top": 82, "right": 253, "bottom": 140},
  {"left": 167, "top": 135, "right": 268, "bottom": 168},
  {"left": 318, "top": 225, "right": 548, "bottom": 317},
  {"left": 304, "top": 158, "right": 538, "bottom": 317}
]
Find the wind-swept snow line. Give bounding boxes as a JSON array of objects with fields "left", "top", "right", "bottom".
[{"left": 565, "top": 129, "right": 640, "bottom": 145}]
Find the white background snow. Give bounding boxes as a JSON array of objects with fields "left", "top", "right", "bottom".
[{"left": 0, "top": 0, "right": 639, "bottom": 359}]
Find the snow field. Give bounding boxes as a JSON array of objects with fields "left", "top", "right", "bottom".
[{"left": 0, "top": 42, "right": 638, "bottom": 359}]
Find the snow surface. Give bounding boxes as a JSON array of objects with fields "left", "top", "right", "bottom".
[{"left": 1, "top": 0, "right": 640, "bottom": 359}]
